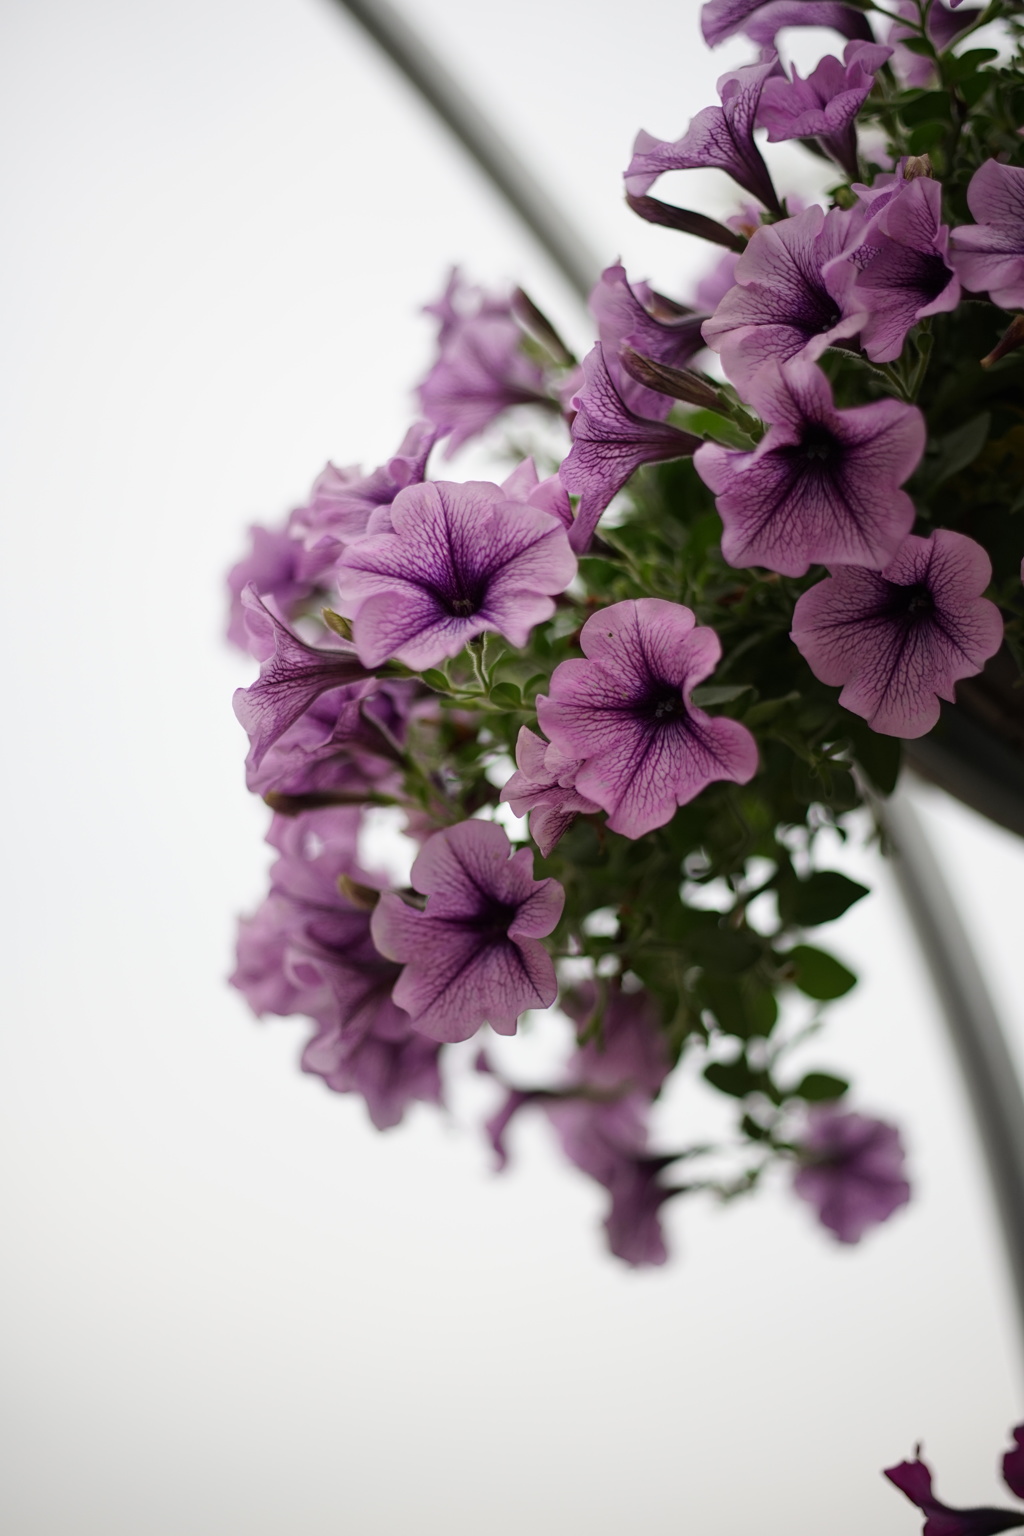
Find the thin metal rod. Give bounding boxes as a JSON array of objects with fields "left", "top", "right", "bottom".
[
  {"left": 883, "top": 785, "right": 1024, "bottom": 1355},
  {"left": 327, "top": 0, "right": 601, "bottom": 301}
]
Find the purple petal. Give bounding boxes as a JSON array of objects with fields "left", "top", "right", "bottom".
[
  {"left": 561, "top": 346, "right": 701, "bottom": 554},
  {"left": 701, "top": 0, "right": 873, "bottom": 47},
  {"left": 791, "top": 530, "right": 1003, "bottom": 737}
]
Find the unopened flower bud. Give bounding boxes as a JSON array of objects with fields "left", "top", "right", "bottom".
[
  {"left": 903, "top": 155, "right": 933, "bottom": 181},
  {"left": 982, "top": 313, "right": 1024, "bottom": 368},
  {"left": 620, "top": 347, "right": 722, "bottom": 411}
]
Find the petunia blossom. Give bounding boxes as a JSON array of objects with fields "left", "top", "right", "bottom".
[
  {"left": 232, "top": 586, "right": 376, "bottom": 773},
  {"left": 790, "top": 529, "right": 1003, "bottom": 737},
  {"left": 702, "top": 204, "right": 867, "bottom": 393},
  {"left": 499, "top": 725, "right": 600, "bottom": 856},
  {"left": 625, "top": 56, "right": 783, "bottom": 214},
  {"left": 483, "top": 983, "right": 678, "bottom": 1265},
  {"left": 335, "top": 479, "right": 577, "bottom": 669},
  {"left": 226, "top": 522, "right": 326, "bottom": 653},
  {"left": 952, "top": 160, "right": 1024, "bottom": 312},
  {"left": 828, "top": 174, "right": 960, "bottom": 362},
  {"left": 756, "top": 42, "right": 892, "bottom": 181},
  {"left": 793, "top": 1104, "right": 910, "bottom": 1243},
  {"left": 417, "top": 271, "right": 550, "bottom": 455},
  {"left": 560, "top": 345, "right": 701, "bottom": 555},
  {"left": 370, "top": 820, "right": 564, "bottom": 1043},
  {"left": 887, "top": 0, "right": 981, "bottom": 88},
  {"left": 885, "top": 1447, "right": 1024, "bottom": 1536},
  {"left": 701, "top": 0, "right": 873, "bottom": 48},
  {"left": 245, "top": 680, "right": 413, "bottom": 803},
  {"left": 694, "top": 357, "right": 924, "bottom": 576},
  {"left": 537, "top": 599, "right": 758, "bottom": 839},
  {"left": 290, "top": 422, "right": 436, "bottom": 561},
  {"left": 589, "top": 263, "right": 709, "bottom": 418},
  {"left": 230, "top": 808, "right": 442, "bottom": 1131}
]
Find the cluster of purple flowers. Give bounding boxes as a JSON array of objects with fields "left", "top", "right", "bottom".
[{"left": 226, "top": 0, "right": 1024, "bottom": 1267}]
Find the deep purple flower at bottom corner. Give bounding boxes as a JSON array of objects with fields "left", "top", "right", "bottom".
[
  {"left": 790, "top": 529, "right": 1003, "bottom": 738},
  {"left": 885, "top": 1452, "right": 1024, "bottom": 1536},
  {"left": 370, "top": 819, "right": 565, "bottom": 1044},
  {"left": 793, "top": 1105, "right": 910, "bottom": 1244}
]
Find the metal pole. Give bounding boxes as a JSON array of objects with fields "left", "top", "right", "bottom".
[
  {"left": 327, "top": 0, "right": 601, "bottom": 301},
  {"left": 327, "top": 0, "right": 1024, "bottom": 1355},
  {"left": 883, "top": 785, "right": 1024, "bottom": 1355}
]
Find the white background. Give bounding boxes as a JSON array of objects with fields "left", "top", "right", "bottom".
[{"left": 2, "top": 1, "right": 1022, "bottom": 1532}]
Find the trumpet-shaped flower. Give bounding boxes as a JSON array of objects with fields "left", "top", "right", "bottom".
[
  {"left": 756, "top": 42, "right": 892, "bottom": 180},
  {"left": 701, "top": 0, "right": 873, "bottom": 48},
  {"left": 232, "top": 587, "right": 376, "bottom": 773},
  {"left": 371, "top": 820, "right": 564, "bottom": 1043},
  {"left": 589, "top": 263, "right": 708, "bottom": 418},
  {"left": 625, "top": 56, "right": 783, "bottom": 214},
  {"left": 290, "top": 423, "right": 436, "bottom": 560},
  {"left": 500, "top": 726, "right": 600, "bottom": 857},
  {"left": 793, "top": 1105, "right": 910, "bottom": 1243},
  {"left": 695, "top": 358, "right": 924, "bottom": 575},
  {"left": 952, "top": 160, "right": 1024, "bottom": 311},
  {"left": 702, "top": 204, "right": 866, "bottom": 392},
  {"left": 830, "top": 175, "right": 959, "bottom": 362},
  {"left": 336, "top": 480, "right": 576, "bottom": 669},
  {"left": 885, "top": 1444, "right": 1024, "bottom": 1536},
  {"left": 790, "top": 530, "right": 1003, "bottom": 737},
  {"left": 560, "top": 346, "right": 701, "bottom": 554},
  {"left": 537, "top": 599, "right": 758, "bottom": 839}
]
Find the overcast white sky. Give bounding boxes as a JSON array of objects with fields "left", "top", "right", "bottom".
[{"left": 2, "top": 1, "right": 1022, "bottom": 1532}]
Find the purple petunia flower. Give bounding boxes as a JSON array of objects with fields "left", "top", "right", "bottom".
[
  {"left": 499, "top": 726, "right": 600, "bottom": 857},
  {"left": 245, "top": 681, "right": 413, "bottom": 802},
  {"left": 226, "top": 522, "right": 327, "bottom": 654},
  {"left": 483, "top": 983, "right": 678, "bottom": 1265},
  {"left": 589, "top": 263, "right": 708, "bottom": 419},
  {"left": 560, "top": 346, "right": 701, "bottom": 555},
  {"left": 701, "top": 0, "right": 873, "bottom": 48},
  {"left": 694, "top": 357, "right": 924, "bottom": 576},
  {"left": 290, "top": 423, "right": 436, "bottom": 563},
  {"left": 231, "top": 808, "right": 443, "bottom": 1130},
  {"left": 829, "top": 174, "right": 960, "bottom": 363},
  {"left": 702, "top": 204, "right": 867, "bottom": 393},
  {"left": 887, "top": 0, "right": 981, "bottom": 88},
  {"left": 625, "top": 56, "right": 783, "bottom": 214},
  {"left": 790, "top": 530, "right": 1003, "bottom": 737},
  {"left": 335, "top": 479, "right": 576, "bottom": 670},
  {"left": 537, "top": 599, "right": 759, "bottom": 839},
  {"left": 499, "top": 457, "right": 573, "bottom": 530},
  {"left": 952, "top": 160, "right": 1024, "bottom": 312},
  {"left": 417, "top": 271, "right": 550, "bottom": 455},
  {"left": 885, "top": 1443, "right": 1024, "bottom": 1536},
  {"left": 793, "top": 1105, "right": 910, "bottom": 1243},
  {"left": 370, "top": 820, "right": 564, "bottom": 1043},
  {"left": 757, "top": 42, "right": 892, "bottom": 181},
  {"left": 232, "top": 587, "right": 377, "bottom": 774}
]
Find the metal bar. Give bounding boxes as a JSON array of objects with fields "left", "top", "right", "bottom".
[
  {"left": 327, "top": 0, "right": 601, "bottom": 301},
  {"left": 883, "top": 785, "right": 1024, "bottom": 1355}
]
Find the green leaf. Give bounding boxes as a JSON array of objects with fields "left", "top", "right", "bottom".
[
  {"left": 783, "top": 871, "right": 869, "bottom": 927},
  {"left": 792, "top": 1072, "right": 850, "bottom": 1102},
  {"left": 688, "top": 925, "right": 761, "bottom": 973},
  {"left": 704, "top": 1056, "right": 757, "bottom": 1099},
  {"left": 787, "top": 945, "right": 857, "bottom": 1000},
  {"left": 690, "top": 683, "right": 754, "bottom": 708},
  {"left": 906, "top": 121, "right": 947, "bottom": 155},
  {"left": 843, "top": 715, "right": 902, "bottom": 794},
  {"left": 929, "top": 412, "right": 991, "bottom": 488},
  {"left": 578, "top": 555, "right": 624, "bottom": 590},
  {"left": 489, "top": 681, "right": 522, "bottom": 710},
  {"left": 900, "top": 90, "right": 952, "bottom": 127},
  {"left": 943, "top": 48, "right": 998, "bottom": 82},
  {"left": 420, "top": 669, "right": 449, "bottom": 692},
  {"left": 899, "top": 37, "right": 935, "bottom": 56}
]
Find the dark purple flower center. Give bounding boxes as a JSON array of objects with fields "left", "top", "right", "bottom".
[
  {"left": 456, "top": 897, "right": 519, "bottom": 942},
  {"left": 429, "top": 574, "right": 488, "bottom": 619},
  {"left": 639, "top": 684, "right": 689, "bottom": 724},
  {"left": 884, "top": 580, "right": 935, "bottom": 622},
  {"left": 905, "top": 250, "right": 951, "bottom": 303},
  {"left": 788, "top": 423, "right": 841, "bottom": 466}
]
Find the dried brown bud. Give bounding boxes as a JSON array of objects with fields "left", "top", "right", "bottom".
[
  {"left": 903, "top": 155, "right": 934, "bottom": 181},
  {"left": 337, "top": 874, "right": 381, "bottom": 912}
]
